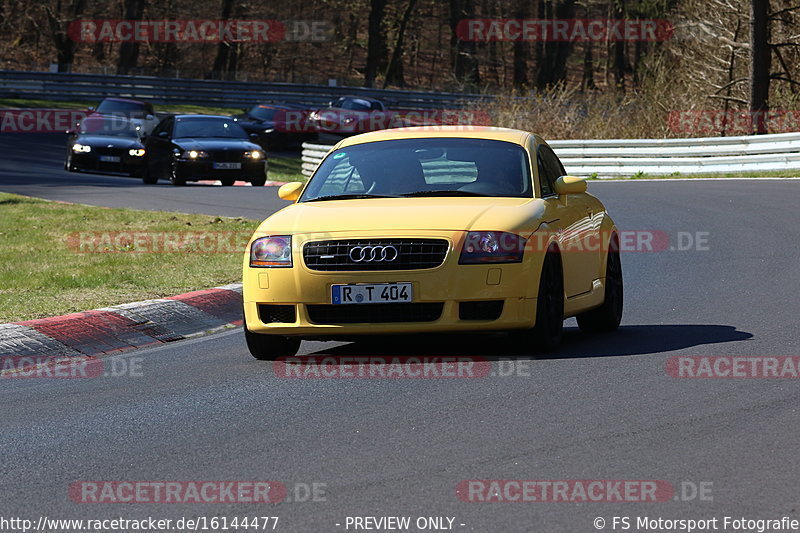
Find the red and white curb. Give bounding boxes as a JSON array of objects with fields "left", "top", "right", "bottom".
[{"left": 0, "top": 284, "right": 243, "bottom": 360}]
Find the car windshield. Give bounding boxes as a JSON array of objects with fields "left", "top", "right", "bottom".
[
  {"left": 79, "top": 117, "right": 141, "bottom": 138},
  {"left": 173, "top": 118, "right": 248, "bottom": 139},
  {"left": 334, "top": 98, "right": 372, "bottom": 112},
  {"left": 299, "top": 138, "right": 533, "bottom": 201},
  {"left": 248, "top": 105, "right": 278, "bottom": 121},
  {"left": 96, "top": 100, "right": 147, "bottom": 116}
]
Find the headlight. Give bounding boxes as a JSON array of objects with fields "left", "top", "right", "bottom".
[
  {"left": 244, "top": 150, "right": 264, "bottom": 160},
  {"left": 263, "top": 128, "right": 274, "bottom": 133},
  {"left": 183, "top": 150, "right": 208, "bottom": 159},
  {"left": 72, "top": 143, "right": 91, "bottom": 153},
  {"left": 250, "top": 236, "right": 292, "bottom": 267},
  {"left": 128, "top": 148, "right": 146, "bottom": 156},
  {"left": 459, "top": 231, "right": 526, "bottom": 264}
]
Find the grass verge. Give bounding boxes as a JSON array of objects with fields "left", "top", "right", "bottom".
[
  {"left": 0, "top": 193, "right": 259, "bottom": 322},
  {"left": 268, "top": 156, "right": 305, "bottom": 183}
]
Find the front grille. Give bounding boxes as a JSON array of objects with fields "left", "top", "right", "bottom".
[
  {"left": 258, "top": 304, "right": 296, "bottom": 323},
  {"left": 306, "top": 303, "right": 443, "bottom": 324},
  {"left": 208, "top": 149, "right": 245, "bottom": 162},
  {"left": 459, "top": 300, "right": 504, "bottom": 321},
  {"left": 303, "top": 239, "right": 449, "bottom": 271}
]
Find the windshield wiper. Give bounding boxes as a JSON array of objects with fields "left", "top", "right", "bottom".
[
  {"left": 402, "top": 190, "right": 488, "bottom": 197},
  {"left": 304, "top": 193, "right": 401, "bottom": 202}
]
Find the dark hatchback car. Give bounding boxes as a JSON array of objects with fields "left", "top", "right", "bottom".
[
  {"left": 142, "top": 115, "right": 267, "bottom": 186},
  {"left": 233, "top": 103, "right": 317, "bottom": 150},
  {"left": 87, "top": 97, "right": 159, "bottom": 134},
  {"left": 65, "top": 116, "right": 147, "bottom": 176},
  {"left": 306, "top": 96, "right": 393, "bottom": 135}
]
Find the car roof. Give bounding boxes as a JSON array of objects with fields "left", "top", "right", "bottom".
[
  {"left": 253, "top": 103, "right": 307, "bottom": 109},
  {"left": 337, "top": 95, "right": 382, "bottom": 103},
  {"left": 100, "top": 97, "right": 147, "bottom": 105},
  {"left": 174, "top": 114, "right": 234, "bottom": 120},
  {"left": 334, "top": 126, "right": 533, "bottom": 149}
]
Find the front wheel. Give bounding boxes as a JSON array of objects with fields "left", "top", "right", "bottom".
[
  {"left": 249, "top": 175, "right": 266, "bottom": 187},
  {"left": 514, "top": 251, "right": 564, "bottom": 352},
  {"left": 220, "top": 178, "right": 235, "bottom": 186},
  {"left": 170, "top": 166, "right": 186, "bottom": 186},
  {"left": 577, "top": 246, "right": 623, "bottom": 333},
  {"left": 244, "top": 326, "right": 300, "bottom": 360}
]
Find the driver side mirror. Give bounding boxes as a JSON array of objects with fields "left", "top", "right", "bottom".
[
  {"left": 554, "top": 175, "right": 587, "bottom": 195},
  {"left": 249, "top": 133, "right": 259, "bottom": 141},
  {"left": 278, "top": 182, "right": 304, "bottom": 201},
  {"left": 158, "top": 131, "right": 169, "bottom": 139}
]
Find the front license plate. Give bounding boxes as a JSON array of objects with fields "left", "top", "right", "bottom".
[
  {"left": 331, "top": 283, "right": 412, "bottom": 304},
  {"left": 213, "top": 162, "right": 241, "bottom": 170},
  {"left": 99, "top": 155, "right": 120, "bottom": 162}
]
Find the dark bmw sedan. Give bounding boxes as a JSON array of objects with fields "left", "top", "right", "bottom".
[
  {"left": 142, "top": 115, "right": 267, "bottom": 186},
  {"left": 65, "top": 116, "right": 146, "bottom": 176},
  {"left": 233, "top": 103, "right": 317, "bottom": 150}
]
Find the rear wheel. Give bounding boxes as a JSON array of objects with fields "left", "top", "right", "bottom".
[
  {"left": 141, "top": 165, "right": 158, "bottom": 184},
  {"left": 250, "top": 175, "right": 266, "bottom": 187},
  {"left": 577, "top": 245, "right": 623, "bottom": 333},
  {"left": 515, "top": 250, "right": 564, "bottom": 352},
  {"left": 244, "top": 325, "right": 300, "bottom": 360}
]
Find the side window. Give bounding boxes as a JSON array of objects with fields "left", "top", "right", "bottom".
[
  {"left": 537, "top": 144, "right": 564, "bottom": 197},
  {"left": 152, "top": 117, "right": 173, "bottom": 137}
]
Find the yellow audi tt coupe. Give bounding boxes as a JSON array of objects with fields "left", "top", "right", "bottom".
[{"left": 242, "top": 126, "right": 622, "bottom": 359}]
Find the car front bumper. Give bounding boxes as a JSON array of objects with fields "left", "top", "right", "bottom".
[{"left": 243, "top": 231, "right": 541, "bottom": 337}]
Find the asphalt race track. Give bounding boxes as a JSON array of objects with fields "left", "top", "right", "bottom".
[{"left": 2, "top": 131, "right": 800, "bottom": 531}]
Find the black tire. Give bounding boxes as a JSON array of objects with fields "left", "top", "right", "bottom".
[
  {"left": 514, "top": 250, "right": 564, "bottom": 352},
  {"left": 170, "top": 166, "right": 186, "bottom": 186},
  {"left": 244, "top": 326, "right": 300, "bottom": 360},
  {"left": 65, "top": 153, "right": 76, "bottom": 172},
  {"left": 220, "top": 178, "right": 235, "bottom": 186},
  {"left": 577, "top": 244, "right": 623, "bottom": 333},
  {"left": 141, "top": 165, "right": 158, "bottom": 184},
  {"left": 250, "top": 175, "right": 267, "bottom": 187}
]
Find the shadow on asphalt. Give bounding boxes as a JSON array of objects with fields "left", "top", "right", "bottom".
[{"left": 304, "top": 324, "right": 754, "bottom": 360}]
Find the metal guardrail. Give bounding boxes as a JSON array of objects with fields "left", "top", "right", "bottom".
[
  {"left": 0, "top": 70, "right": 490, "bottom": 111},
  {"left": 300, "top": 132, "right": 800, "bottom": 177}
]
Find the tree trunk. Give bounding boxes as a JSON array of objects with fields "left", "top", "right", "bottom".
[
  {"left": 210, "top": 0, "right": 244, "bottom": 81},
  {"left": 47, "top": 0, "right": 88, "bottom": 73},
  {"left": 384, "top": 0, "right": 417, "bottom": 88},
  {"left": 449, "top": 0, "right": 480, "bottom": 87},
  {"left": 512, "top": 0, "right": 531, "bottom": 88},
  {"left": 116, "top": 0, "right": 145, "bottom": 75},
  {"left": 749, "top": 0, "right": 770, "bottom": 134},
  {"left": 364, "top": 0, "right": 388, "bottom": 87}
]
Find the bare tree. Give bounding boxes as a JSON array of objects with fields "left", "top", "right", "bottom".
[
  {"left": 364, "top": 0, "right": 388, "bottom": 87},
  {"left": 116, "top": 0, "right": 145, "bottom": 75},
  {"left": 45, "top": 0, "right": 88, "bottom": 72},
  {"left": 749, "top": 0, "right": 770, "bottom": 133}
]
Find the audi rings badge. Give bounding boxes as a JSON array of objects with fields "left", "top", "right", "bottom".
[{"left": 349, "top": 245, "right": 399, "bottom": 263}]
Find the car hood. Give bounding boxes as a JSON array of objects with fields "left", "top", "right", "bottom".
[
  {"left": 75, "top": 135, "right": 142, "bottom": 149},
  {"left": 257, "top": 197, "right": 545, "bottom": 235},
  {"left": 173, "top": 138, "right": 260, "bottom": 151}
]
